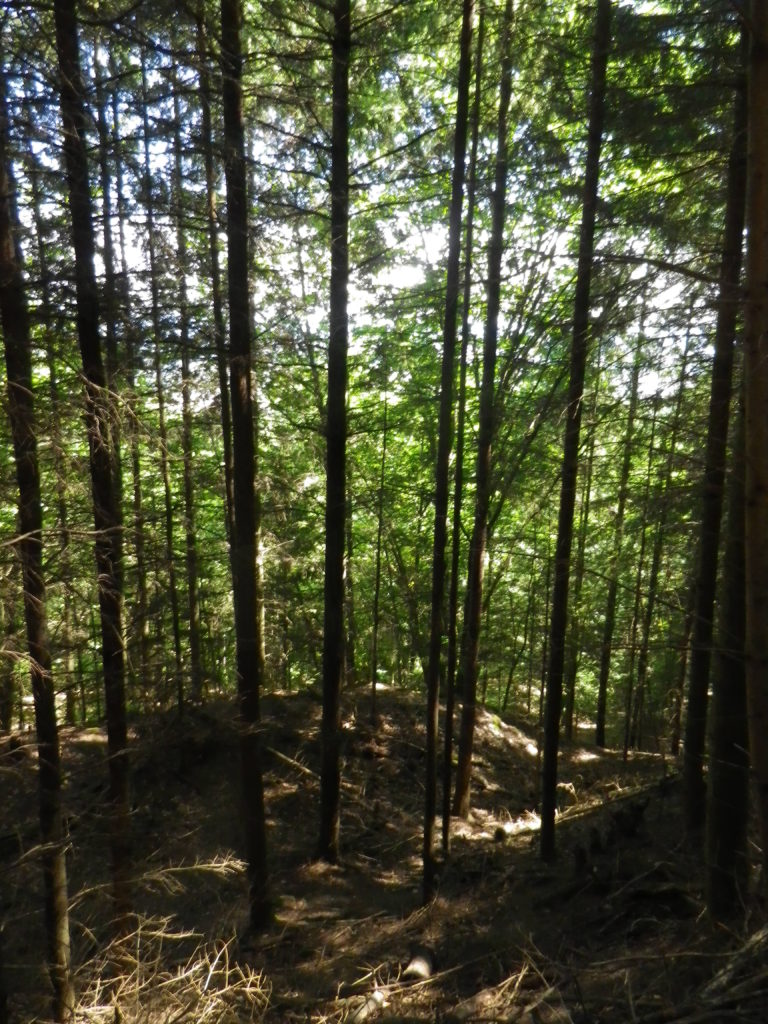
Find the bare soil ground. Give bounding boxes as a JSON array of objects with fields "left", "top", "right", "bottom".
[{"left": 1, "top": 686, "right": 766, "bottom": 1023}]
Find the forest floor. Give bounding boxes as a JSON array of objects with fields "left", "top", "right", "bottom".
[{"left": 2, "top": 685, "right": 767, "bottom": 1023}]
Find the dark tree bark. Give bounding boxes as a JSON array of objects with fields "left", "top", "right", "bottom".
[
  {"left": 622, "top": 392, "right": 659, "bottom": 758},
  {"left": 25, "top": 121, "right": 79, "bottom": 726},
  {"left": 563, "top": 371, "right": 599, "bottom": 741},
  {"left": 707, "top": 391, "right": 748, "bottom": 918},
  {"left": 631, "top": 436, "right": 680, "bottom": 747},
  {"left": 53, "top": 0, "right": 131, "bottom": 923},
  {"left": 317, "top": 0, "right": 351, "bottom": 864},
  {"left": 111, "top": 65, "right": 150, "bottom": 702},
  {"left": 442, "top": 0, "right": 484, "bottom": 853},
  {"left": 0, "top": 598, "right": 14, "bottom": 732},
  {"left": 221, "top": 0, "right": 271, "bottom": 928},
  {"left": 0, "top": 63, "right": 74, "bottom": 1022},
  {"left": 595, "top": 350, "right": 641, "bottom": 747},
  {"left": 423, "top": 0, "right": 473, "bottom": 902},
  {"left": 563, "top": 464, "right": 592, "bottom": 739},
  {"left": 94, "top": 51, "right": 123, "bottom": 510},
  {"left": 540, "top": 0, "right": 612, "bottom": 861},
  {"left": 743, "top": 0, "right": 768, "bottom": 888},
  {"left": 197, "top": 6, "right": 236, "bottom": 552},
  {"left": 172, "top": 82, "right": 203, "bottom": 703},
  {"left": 139, "top": 54, "right": 183, "bottom": 706},
  {"left": 453, "top": 0, "right": 514, "bottom": 821},
  {"left": 683, "top": 38, "right": 746, "bottom": 831},
  {"left": 623, "top": 347, "right": 686, "bottom": 755}
]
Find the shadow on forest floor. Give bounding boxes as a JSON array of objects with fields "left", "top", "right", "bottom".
[{"left": 1, "top": 686, "right": 766, "bottom": 1022}]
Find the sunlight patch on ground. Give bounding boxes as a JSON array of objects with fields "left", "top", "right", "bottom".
[
  {"left": 68, "top": 728, "right": 108, "bottom": 745},
  {"left": 474, "top": 707, "right": 539, "bottom": 758},
  {"left": 572, "top": 749, "right": 600, "bottom": 763},
  {"left": 374, "top": 868, "right": 403, "bottom": 887},
  {"left": 500, "top": 810, "right": 541, "bottom": 836},
  {"left": 451, "top": 808, "right": 541, "bottom": 843}
]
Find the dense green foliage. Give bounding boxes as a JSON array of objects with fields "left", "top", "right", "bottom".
[{"left": 0, "top": 0, "right": 740, "bottom": 755}]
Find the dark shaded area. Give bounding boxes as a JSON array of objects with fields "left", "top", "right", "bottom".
[{"left": 1, "top": 689, "right": 764, "bottom": 1021}]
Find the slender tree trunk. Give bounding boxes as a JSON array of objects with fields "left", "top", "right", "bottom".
[
  {"left": 669, "top": 581, "right": 694, "bottom": 757},
  {"left": 345, "top": 467, "right": 357, "bottom": 686},
  {"left": 172, "top": 83, "right": 203, "bottom": 703},
  {"left": 80, "top": 632, "right": 90, "bottom": 723},
  {"left": 538, "top": 537, "right": 552, "bottom": 729},
  {"left": 25, "top": 125, "right": 78, "bottom": 726},
  {"left": 317, "top": 0, "right": 351, "bottom": 864},
  {"left": 423, "top": 0, "right": 473, "bottom": 902},
  {"left": 563, "top": 378, "right": 599, "bottom": 742},
  {"left": 282, "top": 609, "right": 291, "bottom": 691},
  {"left": 623, "top": 394, "right": 658, "bottom": 758},
  {"left": 743, "top": 0, "right": 768, "bottom": 889},
  {"left": 0, "top": 63, "right": 74, "bottom": 1022},
  {"left": 46, "top": 355, "right": 78, "bottom": 727},
  {"left": 253, "top": 400, "right": 268, "bottom": 691},
  {"left": 245, "top": 137, "right": 268, "bottom": 695},
  {"left": 453, "top": 0, "right": 514, "bottom": 820},
  {"left": 540, "top": 0, "right": 612, "bottom": 861},
  {"left": 198, "top": 7, "right": 236, "bottom": 551},
  {"left": 707, "top": 390, "right": 748, "bottom": 917},
  {"left": 442, "top": 0, "right": 484, "bottom": 854},
  {"left": 370, "top": 389, "right": 388, "bottom": 724},
  {"left": 53, "top": 0, "right": 131, "bottom": 924},
  {"left": 631, "top": 528, "right": 662, "bottom": 750},
  {"left": 112, "top": 66, "right": 150, "bottom": 702},
  {"left": 140, "top": 53, "right": 183, "bottom": 704},
  {"left": 94, "top": 51, "right": 123, "bottom": 513},
  {"left": 629, "top": 342, "right": 688, "bottom": 751},
  {"left": 479, "top": 556, "right": 494, "bottom": 709},
  {"left": 636, "top": 401, "right": 684, "bottom": 756},
  {"left": 595, "top": 350, "right": 641, "bottom": 746},
  {"left": 683, "top": 39, "right": 746, "bottom": 831},
  {"left": 0, "top": 598, "right": 14, "bottom": 732},
  {"left": 94, "top": 53, "right": 136, "bottom": 714},
  {"left": 221, "top": 0, "right": 270, "bottom": 928}
]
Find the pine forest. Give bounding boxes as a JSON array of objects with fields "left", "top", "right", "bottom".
[{"left": 1, "top": 0, "right": 767, "bottom": 1021}]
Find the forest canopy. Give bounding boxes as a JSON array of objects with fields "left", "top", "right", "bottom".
[
  {"left": 0, "top": 0, "right": 737, "bottom": 738},
  {"left": 0, "top": 0, "right": 764, "bottom": 1019}
]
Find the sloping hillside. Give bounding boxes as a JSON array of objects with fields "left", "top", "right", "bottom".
[{"left": 1, "top": 687, "right": 764, "bottom": 1022}]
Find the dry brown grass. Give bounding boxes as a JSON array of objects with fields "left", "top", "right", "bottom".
[
  {"left": 1, "top": 689, "right": 765, "bottom": 1023},
  {"left": 74, "top": 916, "right": 269, "bottom": 1024}
]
